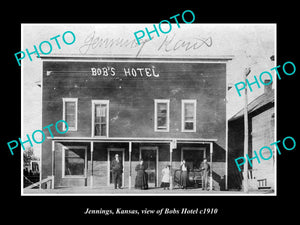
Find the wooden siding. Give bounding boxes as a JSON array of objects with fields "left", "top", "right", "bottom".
[
  {"left": 42, "top": 61, "right": 226, "bottom": 142},
  {"left": 41, "top": 59, "right": 227, "bottom": 190}
]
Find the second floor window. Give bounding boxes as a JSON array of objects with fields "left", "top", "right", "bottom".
[
  {"left": 92, "top": 100, "right": 109, "bottom": 137},
  {"left": 182, "top": 100, "right": 196, "bottom": 132},
  {"left": 154, "top": 99, "right": 170, "bottom": 132},
  {"left": 62, "top": 98, "right": 78, "bottom": 131}
]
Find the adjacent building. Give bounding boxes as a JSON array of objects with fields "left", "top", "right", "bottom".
[{"left": 228, "top": 84, "right": 275, "bottom": 191}]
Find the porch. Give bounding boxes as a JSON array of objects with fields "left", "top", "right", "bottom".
[{"left": 46, "top": 137, "right": 222, "bottom": 191}]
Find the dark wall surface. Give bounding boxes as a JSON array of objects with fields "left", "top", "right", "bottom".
[{"left": 42, "top": 60, "right": 226, "bottom": 143}]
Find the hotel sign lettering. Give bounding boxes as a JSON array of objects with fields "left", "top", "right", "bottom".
[{"left": 91, "top": 67, "right": 160, "bottom": 77}]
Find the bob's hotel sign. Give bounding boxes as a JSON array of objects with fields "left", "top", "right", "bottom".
[{"left": 91, "top": 66, "right": 160, "bottom": 77}]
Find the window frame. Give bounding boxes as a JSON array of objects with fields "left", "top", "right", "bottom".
[
  {"left": 91, "top": 100, "right": 109, "bottom": 137},
  {"left": 62, "top": 146, "right": 87, "bottom": 178},
  {"left": 62, "top": 98, "right": 78, "bottom": 131},
  {"left": 154, "top": 99, "right": 170, "bottom": 132},
  {"left": 181, "top": 99, "right": 197, "bottom": 132}
]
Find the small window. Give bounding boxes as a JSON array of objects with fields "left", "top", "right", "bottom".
[
  {"left": 154, "top": 99, "right": 170, "bottom": 132},
  {"left": 92, "top": 100, "right": 109, "bottom": 137},
  {"left": 62, "top": 98, "right": 78, "bottom": 131},
  {"left": 182, "top": 100, "right": 196, "bottom": 132},
  {"left": 63, "top": 147, "right": 87, "bottom": 178}
]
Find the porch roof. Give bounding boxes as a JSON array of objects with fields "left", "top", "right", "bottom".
[{"left": 47, "top": 136, "right": 217, "bottom": 144}]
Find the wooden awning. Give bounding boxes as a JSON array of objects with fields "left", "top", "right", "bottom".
[{"left": 48, "top": 136, "right": 217, "bottom": 144}]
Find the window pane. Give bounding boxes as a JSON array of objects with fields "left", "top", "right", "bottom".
[
  {"left": 100, "top": 124, "right": 107, "bottom": 136},
  {"left": 94, "top": 124, "right": 100, "bottom": 136},
  {"left": 95, "top": 117, "right": 100, "bottom": 123},
  {"left": 95, "top": 105, "right": 100, "bottom": 119},
  {"left": 185, "top": 122, "right": 194, "bottom": 130},
  {"left": 65, "top": 102, "right": 75, "bottom": 115},
  {"left": 157, "top": 103, "right": 167, "bottom": 114},
  {"left": 65, "top": 101, "right": 76, "bottom": 128},
  {"left": 157, "top": 117, "right": 167, "bottom": 128},
  {"left": 185, "top": 103, "right": 194, "bottom": 118},
  {"left": 65, "top": 114, "right": 75, "bottom": 127},
  {"left": 100, "top": 116, "right": 106, "bottom": 123},
  {"left": 65, "top": 149, "right": 85, "bottom": 176},
  {"left": 95, "top": 104, "right": 106, "bottom": 117}
]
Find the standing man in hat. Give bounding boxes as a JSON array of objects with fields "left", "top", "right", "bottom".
[
  {"left": 200, "top": 158, "right": 210, "bottom": 191},
  {"left": 111, "top": 154, "right": 123, "bottom": 189}
]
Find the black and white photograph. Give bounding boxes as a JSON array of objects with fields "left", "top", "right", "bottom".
[
  {"left": 20, "top": 23, "right": 277, "bottom": 196},
  {"left": 1, "top": 4, "right": 299, "bottom": 221}
]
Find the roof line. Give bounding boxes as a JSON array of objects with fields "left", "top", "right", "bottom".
[
  {"left": 39, "top": 54, "right": 234, "bottom": 61},
  {"left": 229, "top": 91, "right": 274, "bottom": 121}
]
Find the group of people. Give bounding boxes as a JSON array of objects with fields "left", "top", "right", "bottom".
[
  {"left": 179, "top": 159, "right": 210, "bottom": 190},
  {"left": 110, "top": 154, "right": 210, "bottom": 190}
]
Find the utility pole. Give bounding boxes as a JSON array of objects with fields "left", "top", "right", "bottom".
[{"left": 243, "top": 67, "right": 251, "bottom": 193}]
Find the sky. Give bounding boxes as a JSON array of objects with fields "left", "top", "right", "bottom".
[{"left": 21, "top": 23, "right": 276, "bottom": 158}]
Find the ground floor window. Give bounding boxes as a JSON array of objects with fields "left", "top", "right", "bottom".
[{"left": 63, "top": 146, "right": 87, "bottom": 178}]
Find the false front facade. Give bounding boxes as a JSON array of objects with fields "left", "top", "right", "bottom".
[{"left": 41, "top": 56, "right": 232, "bottom": 191}]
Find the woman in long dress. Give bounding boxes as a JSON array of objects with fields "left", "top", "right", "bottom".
[
  {"left": 161, "top": 165, "right": 170, "bottom": 190},
  {"left": 135, "top": 159, "right": 148, "bottom": 190}
]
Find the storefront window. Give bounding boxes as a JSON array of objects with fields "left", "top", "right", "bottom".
[{"left": 64, "top": 147, "right": 86, "bottom": 177}]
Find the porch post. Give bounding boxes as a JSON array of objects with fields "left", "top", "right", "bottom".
[
  {"left": 209, "top": 142, "right": 213, "bottom": 191},
  {"left": 90, "top": 141, "right": 94, "bottom": 188},
  {"left": 51, "top": 140, "right": 55, "bottom": 189},
  {"left": 129, "top": 141, "right": 132, "bottom": 189},
  {"left": 169, "top": 140, "right": 173, "bottom": 190}
]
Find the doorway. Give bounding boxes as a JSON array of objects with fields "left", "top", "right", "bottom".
[
  {"left": 139, "top": 146, "right": 158, "bottom": 187},
  {"left": 181, "top": 147, "right": 206, "bottom": 170},
  {"left": 107, "top": 148, "right": 125, "bottom": 187}
]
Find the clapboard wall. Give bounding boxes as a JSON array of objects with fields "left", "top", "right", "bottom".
[
  {"left": 42, "top": 60, "right": 226, "bottom": 139},
  {"left": 41, "top": 58, "right": 227, "bottom": 181}
]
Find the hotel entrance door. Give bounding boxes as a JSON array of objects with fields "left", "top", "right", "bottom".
[
  {"left": 181, "top": 147, "right": 206, "bottom": 170},
  {"left": 108, "top": 148, "right": 124, "bottom": 187},
  {"left": 140, "top": 147, "right": 158, "bottom": 187}
]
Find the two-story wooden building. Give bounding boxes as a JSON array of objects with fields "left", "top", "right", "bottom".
[{"left": 40, "top": 55, "right": 232, "bottom": 191}]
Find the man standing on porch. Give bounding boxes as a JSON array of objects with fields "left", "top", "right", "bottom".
[
  {"left": 111, "top": 154, "right": 123, "bottom": 189},
  {"left": 180, "top": 160, "right": 189, "bottom": 189},
  {"left": 200, "top": 158, "right": 210, "bottom": 191}
]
